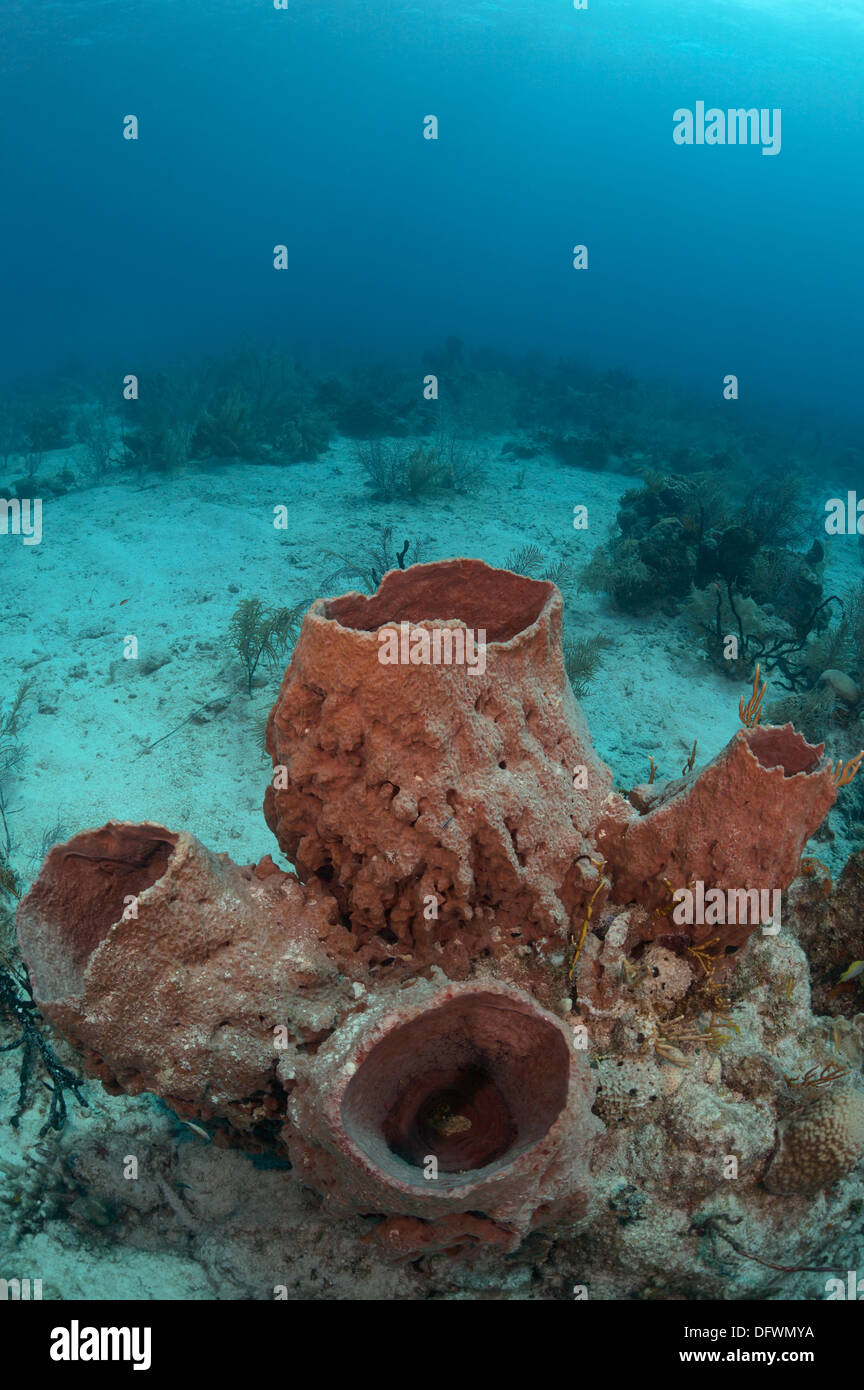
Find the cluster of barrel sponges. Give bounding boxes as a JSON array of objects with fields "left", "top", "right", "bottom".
[{"left": 16, "top": 561, "right": 864, "bottom": 1251}]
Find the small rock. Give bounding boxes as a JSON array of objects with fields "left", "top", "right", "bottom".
[
  {"left": 819, "top": 669, "right": 861, "bottom": 705},
  {"left": 138, "top": 649, "right": 171, "bottom": 676}
]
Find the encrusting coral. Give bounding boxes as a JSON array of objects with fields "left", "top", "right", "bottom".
[
  {"left": 14, "top": 558, "right": 864, "bottom": 1267},
  {"left": 764, "top": 1087, "right": 864, "bottom": 1195}
]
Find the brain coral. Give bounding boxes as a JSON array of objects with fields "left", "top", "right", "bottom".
[{"left": 764, "top": 1087, "right": 864, "bottom": 1196}]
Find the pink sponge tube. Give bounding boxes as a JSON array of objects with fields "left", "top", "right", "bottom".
[
  {"left": 16, "top": 821, "right": 344, "bottom": 1140},
  {"left": 285, "top": 979, "right": 602, "bottom": 1246}
]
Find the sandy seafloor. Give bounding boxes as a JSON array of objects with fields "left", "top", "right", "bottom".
[{"left": 1, "top": 435, "right": 862, "bottom": 1299}]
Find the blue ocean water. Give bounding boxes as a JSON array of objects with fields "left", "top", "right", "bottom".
[
  {"left": 0, "top": 0, "right": 861, "bottom": 417},
  {"left": 1, "top": 0, "right": 863, "bottom": 1312}
]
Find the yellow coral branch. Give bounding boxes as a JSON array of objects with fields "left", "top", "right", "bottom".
[
  {"left": 739, "top": 663, "right": 766, "bottom": 728},
  {"left": 827, "top": 749, "right": 864, "bottom": 787},
  {"left": 783, "top": 1062, "right": 851, "bottom": 1089},
  {"left": 568, "top": 876, "right": 607, "bottom": 983}
]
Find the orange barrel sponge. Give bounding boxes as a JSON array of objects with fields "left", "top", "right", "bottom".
[
  {"left": 264, "top": 559, "right": 619, "bottom": 975},
  {"left": 285, "top": 977, "right": 602, "bottom": 1249},
  {"left": 16, "top": 822, "right": 347, "bottom": 1140},
  {"left": 600, "top": 724, "right": 838, "bottom": 953}
]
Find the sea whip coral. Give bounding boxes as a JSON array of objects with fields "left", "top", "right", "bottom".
[{"left": 14, "top": 559, "right": 848, "bottom": 1251}]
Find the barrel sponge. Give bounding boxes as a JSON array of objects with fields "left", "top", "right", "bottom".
[
  {"left": 284, "top": 978, "right": 602, "bottom": 1247},
  {"left": 15, "top": 822, "right": 348, "bottom": 1139},
  {"left": 600, "top": 723, "right": 837, "bottom": 953},
  {"left": 764, "top": 1087, "right": 864, "bottom": 1195},
  {"left": 264, "top": 558, "right": 616, "bottom": 974}
]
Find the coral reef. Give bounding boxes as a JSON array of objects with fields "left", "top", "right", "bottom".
[
  {"left": 582, "top": 469, "right": 829, "bottom": 650},
  {"left": 13, "top": 559, "right": 864, "bottom": 1270},
  {"left": 787, "top": 841, "right": 864, "bottom": 1017},
  {"left": 580, "top": 470, "right": 741, "bottom": 613}
]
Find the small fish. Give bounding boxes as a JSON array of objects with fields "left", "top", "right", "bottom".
[
  {"left": 837, "top": 960, "right": 864, "bottom": 984},
  {"left": 181, "top": 1120, "right": 211, "bottom": 1141}
]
